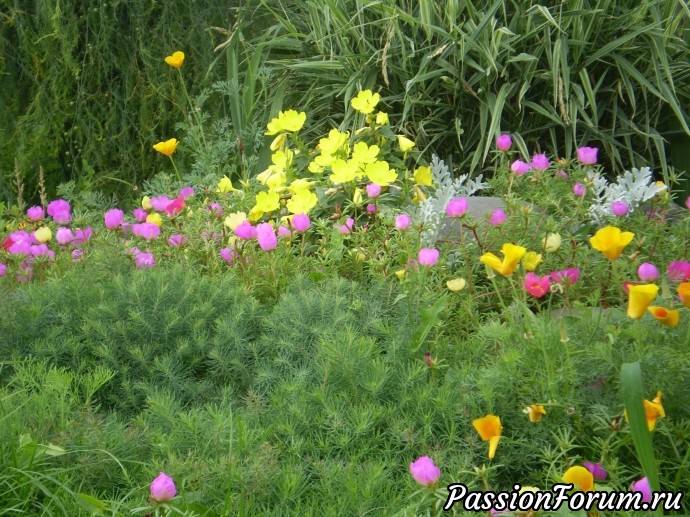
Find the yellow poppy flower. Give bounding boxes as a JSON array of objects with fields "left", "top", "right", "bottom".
[
  {"left": 329, "top": 159, "right": 359, "bottom": 184},
  {"left": 395, "top": 269, "right": 406, "bottom": 280},
  {"left": 397, "top": 135, "right": 416, "bottom": 152},
  {"left": 375, "top": 111, "right": 389, "bottom": 125},
  {"left": 562, "top": 466, "right": 594, "bottom": 491},
  {"left": 288, "top": 179, "right": 313, "bottom": 194},
  {"left": 480, "top": 243, "right": 527, "bottom": 276},
  {"left": 524, "top": 404, "right": 547, "bottom": 423},
  {"left": 589, "top": 226, "right": 635, "bottom": 260},
  {"left": 413, "top": 166, "right": 432, "bottom": 187},
  {"left": 153, "top": 138, "right": 179, "bottom": 157},
  {"left": 677, "top": 282, "right": 690, "bottom": 308},
  {"left": 644, "top": 391, "right": 665, "bottom": 431},
  {"left": 647, "top": 306, "right": 680, "bottom": 327},
  {"left": 142, "top": 196, "right": 152, "bottom": 210},
  {"left": 472, "top": 415, "right": 502, "bottom": 460},
  {"left": 627, "top": 284, "right": 659, "bottom": 319},
  {"left": 351, "top": 142, "right": 380, "bottom": 164},
  {"left": 164, "top": 51, "right": 185, "bottom": 69},
  {"left": 351, "top": 90, "right": 380, "bottom": 114},
  {"left": 317, "top": 129, "right": 350, "bottom": 156},
  {"left": 522, "top": 251, "right": 543, "bottom": 272},
  {"left": 224, "top": 212, "right": 247, "bottom": 230}
]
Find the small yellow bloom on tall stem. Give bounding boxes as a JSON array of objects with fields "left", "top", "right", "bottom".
[
  {"left": 350, "top": 90, "right": 380, "bottom": 114},
  {"left": 397, "top": 135, "right": 416, "bottom": 153},
  {"left": 153, "top": 138, "right": 179, "bottom": 157},
  {"left": 164, "top": 51, "right": 185, "bottom": 69},
  {"left": 627, "top": 284, "right": 659, "bottom": 319},
  {"left": 472, "top": 415, "right": 502, "bottom": 460}
]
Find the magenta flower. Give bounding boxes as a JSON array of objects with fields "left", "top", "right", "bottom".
[
  {"left": 446, "top": 197, "right": 469, "bottom": 218},
  {"left": 496, "top": 134, "right": 512, "bottom": 152},
  {"left": 0, "top": 263, "right": 6, "bottom": 277},
  {"left": 611, "top": 201, "right": 629, "bottom": 217},
  {"left": 47, "top": 199, "right": 70, "bottom": 218},
  {"left": 30, "top": 244, "right": 55, "bottom": 259},
  {"left": 150, "top": 196, "right": 171, "bottom": 211},
  {"left": 583, "top": 461, "right": 607, "bottom": 481},
  {"left": 291, "top": 213, "right": 311, "bottom": 233},
  {"left": 167, "top": 234, "right": 189, "bottom": 248},
  {"left": 52, "top": 211, "right": 72, "bottom": 225},
  {"left": 573, "top": 183, "right": 586, "bottom": 197},
  {"left": 27, "top": 206, "right": 45, "bottom": 221},
  {"left": 489, "top": 209, "right": 507, "bottom": 226},
  {"left": 395, "top": 213, "right": 411, "bottom": 231},
  {"left": 418, "top": 248, "right": 439, "bottom": 267},
  {"left": 366, "top": 203, "right": 377, "bottom": 214},
  {"left": 550, "top": 268, "right": 580, "bottom": 285},
  {"left": 630, "top": 477, "right": 652, "bottom": 503},
  {"left": 133, "top": 208, "right": 148, "bottom": 222},
  {"left": 409, "top": 456, "right": 441, "bottom": 486},
  {"left": 165, "top": 197, "right": 185, "bottom": 217},
  {"left": 524, "top": 272, "right": 551, "bottom": 298},
  {"left": 179, "top": 186, "right": 195, "bottom": 199},
  {"left": 531, "top": 153, "right": 550, "bottom": 171},
  {"left": 72, "top": 227, "right": 92, "bottom": 246},
  {"left": 234, "top": 220, "right": 257, "bottom": 240},
  {"left": 366, "top": 183, "right": 382, "bottom": 198},
  {"left": 104, "top": 209, "right": 124, "bottom": 229},
  {"left": 686, "top": 196, "right": 690, "bottom": 210},
  {"left": 56, "top": 227, "right": 74, "bottom": 245},
  {"left": 338, "top": 217, "right": 355, "bottom": 235},
  {"left": 511, "top": 160, "right": 530, "bottom": 175},
  {"left": 150, "top": 472, "right": 176, "bottom": 503},
  {"left": 220, "top": 247, "right": 236, "bottom": 265},
  {"left": 256, "top": 223, "right": 278, "bottom": 251},
  {"left": 135, "top": 251, "right": 156, "bottom": 269},
  {"left": 132, "top": 222, "right": 161, "bottom": 240},
  {"left": 667, "top": 261, "right": 690, "bottom": 282},
  {"left": 208, "top": 203, "right": 223, "bottom": 218},
  {"left": 637, "top": 262, "right": 659, "bottom": 282},
  {"left": 278, "top": 225, "right": 292, "bottom": 238},
  {"left": 577, "top": 146, "right": 598, "bottom": 165}
]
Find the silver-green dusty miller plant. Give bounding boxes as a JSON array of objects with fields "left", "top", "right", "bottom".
[
  {"left": 586, "top": 167, "right": 666, "bottom": 223},
  {"left": 415, "top": 155, "right": 487, "bottom": 246}
]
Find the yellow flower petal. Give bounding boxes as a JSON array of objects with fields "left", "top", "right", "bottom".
[
  {"left": 153, "top": 138, "right": 179, "bottom": 157},
  {"left": 627, "top": 284, "right": 659, "bottom": 319},
  {"left": 562, "top": 466, "right": 594, "bottom": 492},
  {"left": 647, "top": 306, "right": 680, "bottom": 328},
  {"left": 164, "top": 51, "right": 185, "bottom": 69},
  {"left": 397, "top": 135, "right": 416, "bottom": 152},
  {"left": 472, "top": 415, "right": 502, "bottom": 459},
  {"left": 590, "top": 226, "right": 635, "bottom": 260},
  {"left": 446, "top": 278, "right": 467, "bottom": 292}
]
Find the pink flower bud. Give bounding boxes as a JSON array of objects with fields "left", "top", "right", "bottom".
[
  {"left": 637, "top": 263, "right": 659, "bottom": 282},
  {"left": 418, "top": 248, "right": 439, "bottom": 266},
  {"left": 611, "top": 201, "right": 629, "bottom": 217},
  {"left": 27, "top": 206, "right": 45, "bottom": 221},
  {"left": 446, "top": 197, "right": 468, "bottom": 218},
  {"left": 511, "top": 160, "right": 530, "bottom": 175},
  {"left": 256, "top": 222, "right": 278, "bottom": 251},
  {"left": 531, "top": 153, "right": 550, "bottom": 171},
  {"left": 366, "top": 183, "right": 382, "bottom": 198},
  {"left": 150, "top": 472, "right": 177, "bottom": 503},
  {"left": 104, "top": 209, "right": 124, "bottom": 229},
  {"left": 489, "top": 209, "right": 507, "bottom": 226},
  {"left": 577, "top": 146, "right": 598, "bottom": 165},
  {"left": 395, "top": 214, "right": 411, "bottom": 231},
  {"left": 573, "top": 183, "right": 586, "bottom": 197},
  {"left": 409, "top": 456, "right": 441, "bottom": 486},
  {"left": 496, "top": 134, "right": 512, "bottom": 152},
  {"left": 291, "top": 213, "right": 311, "bottom": 232}
]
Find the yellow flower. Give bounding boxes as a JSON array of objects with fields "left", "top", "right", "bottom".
[
  {"left": 397, "top": 135, "right": 416, "bottom": 152},
  {"left": 543, "top": 233, "right": 562, "bottom": 252},
  {"left": 413, "top": 166, "right": 432, "bottom": 187},
  {"left": 224, "top": 212, "right": 247, "bottom": 230},
  {"left": 395, "top": 269, "right": 406, "bottom": 280},
  {"left": 286, "top": 190, "right": 318, "bottom": 214},
  {"left": 480, "top": 243, "right": 527, "bottom": 276},
  {"left": 365, "top": 160, "right": 398, "bottom": 186},
  {"left": 677, "top": 283, "right": 690, "bottom": 308},
  {"left": 644, "top": 391, "right": 665, "bottom": 431},
  {"left": 352, "top": 187, "right": 363, "bottom": 206},
  {"left": 350, "top": 90, "right": 380, "bottom": 114},
  {"left": 524, "top": 404, "right": 547, "bottom": 423},
  {"left": 217, "top": 176, "right": 237, "bottom": 194},
  {"left": 288, "top": 179, "right": 313, "bottom": 194},
  {"left": 627, "top": 284, "right": 659, "bottom": 319},
  {"left": 589, "top": 226, "right": 635, "bottom": 260},
  {"left": 34, "top": 226, "right": 52, "bottom": 243},
  {"left": 255, "top": 191, "right": 280, "bottom": 214},
  {"left": 142, "top": 196, "right": 152, "bottom": 210},
  {"left": 446, "top": 278, "right": 467, "bottom": 292},
  {"left": 270, "top": 133, "right": 286, "bottom": 151},
  {"left": 562, "top": 466, "right": 594, "bottom": 492},
  {"left": 271, "top": 149, "right": 294, "bottom": 171},
  {"left": 317, "top": 129, "right": 350, "bottom": 156},
  {"left": 265, "top": 109, "right": 307, "bottom": 135},
  {"left": 248, "top": 205, "right": 264, "bottom": 222},
  {"left": 329, "top": 159, "right": 359, "bottom": 184},
  {"left": 351, "top": 142, "right": 380, "bottom": 164},
  {"left": 412, "top": 185, "right": 427, "bottom": 204},
  {"left": 164, "top": 51, "right": 185, "bottom": 69},
  {"left": 375, "top": 111, "right": 389, "bottom": 125},
  {"left": 647, "top": 306, "right": 680, "bottom": 327},
  {"left": 473, "top": 415, "right": 502, "bottom": 460},
  {"left": 522, "top": 251, "right": 543, "bottom": 272},
  {"left": 146, "top": 212, "right": 162, "bottom": 226},
  {"left": 153, "top": 138, "right": 179, "bottom": 157}
]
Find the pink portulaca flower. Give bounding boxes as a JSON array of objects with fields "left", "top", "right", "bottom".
[
  {"left": 47, "top": 199, "right": 70, "bottom": 218},
  {"left": 395, "top": 213, "right": 411, "bottom": 231},
  {"left": 72, "top": 227, "right": 92, "bottom": 246},
  {"left": 179, "top": 186, "right": 195, "bottom": 199},
  {"left": 366, "top": 204, "right": 377, "bottom": 214},
  {"left": 611, "top": 201, "right": 629, "bottom": 217},
  {"left": 256, "top": 223, "right": 278, "bottom": 251},
  {"left": 30, "top": 244, "right": 55, "bottom": 259},
  {"left": 133, "top": 208, "right": 148, "bottom": 222},
  {"left": 338, "top": 217, "right": 355, "bottom": 235},
  {"left": 366, "top": 183, "right": 382, "bottom": 198},
  {"left": 577, "top": 146, "right": 598, "bottom": 165},
  {"left": 277, "top": 225, "right": 292, "bottom": 238},
  {"left": 496, "top": 134, "right": 512, "bottom": 152},
  {"left": 531, "top": 153, "right": 550, "bottom": 171},
  {"left": 27, "top": 206, "right": 45, "bottom": 221},
  {"left": 524, "top": 272, "right": 551, "bottom": 297},
  {"left": 132, "top": 223, "right": 161, "bottom": 240},
  {"left": 667, "top": 261, "right": 690, "bottom": 282},
  {"left": 489, "top": 209, "right": 507, "bottom": 226},
  {"left": 16, "top": 260, "right": 33, "bottom": 283},
  {"left": 418, "top": 248, "right": 439, "bottom": 267},
  {"left": 291, "top": 213, "right": 311, "bottom": 233},
  {"left": 149, "top": 196, "right": 171, "bottom": 212},
  {"left": 446, "top": 197, "right": 468, "bottom": 218},
  {"left": 56, "top": 227, "right": 75, "bottom": 246},
  {"left": 583, "top": 461, "right": 607, "bottom": 481},
  {"left": 409, "top": 456, "right": 441, "bottom": 486},
  {"left": 167, "top": 234, "right": 189, "bottom": 248},
  {"left": 686, "top": 197, "right": 690, "bottom": 210},
  {"left": 637, "top": 263, "right": 659, "bottom": 282},
  {"left": 220, "top": 247, "right": 236, "bottom": 264},
  {"left": 573, "top": 183, "right": 586, "bottom": 197},
  {"left": 135, "top": 251, "right": 156, "bottom": 269},
  {"left": 150, "top": 472, "right": 176, "bottom": 503},
  {"left": 208, "top": 203, "right": 223, "bottom": 218},
  {"left": 72, "top": 249, "right": 84, "bottom": 262},
  {"left": 550, "top": 268, "right": 580, "bottom": 285},
  {"left": 630, "top": 477, "right": 652, "bottom": 504},
  {"left": 165, "top": 197, "right": 185, "bottom": 217},
  {"left": 104, "top": 209, "right": 124, "bottom": 229},
  {"left": 234, "top": 220, "right": 257, "bottom": 240},
  {"left": 511, "top": 160, "right": 530, "bottom": 176}
]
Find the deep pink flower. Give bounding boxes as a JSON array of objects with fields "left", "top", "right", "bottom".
[
  {"left": 630, "top": 477, "right": 652, "bottom": 504},
  {"left": 165, "top": 197, "right": 185, "bottom": 217},
  {"left": 409, "top": 456, "right": 441, "bottom": 486},
  {"left": 72, "top": 227, "right": 92, "bottom": 246},
  {"left": 167, "top": 234, "right": 189, "bottom": 247},
  {"left": 56, "top": 227, "right": 74, "bottom": 245},
  {"left": 573, "top": 183, "right": 586, "bottom": 197},
  {"left": 395, "top": 214, "right": 411, "bottom": 231},
  {"left": 150, "top": 196, "right": 171, "bottom": 211},
  {"left": 511, "top": 160, "right": 530, "bottom": 175},
  {"left": 524, "top": 272, "right": 551, "bottom": 298},
  {"left": 234, "top": 220, "right": 257, "bottom": 240},
  {"left": 489, "top": 209, "right": 507, "bottom": 226},
  {"left": 496, "top": 134, "right": 512, "bottom": 152},
  {"left": 27, "top": 206, "right": 45, "bottom": 221},
  {"left": 132, "top": 223, "right": 161, "bottom": 240},
  {"left": 446, "top": 197, "right": 469, "bottom": 218},
  {"left": 220, "top": 247, "right": 236, "bottom": 264},
  {"left": 611, "top": 201, "right": 629, "bottom": 217},
  {"left": 134, "top": 252, "right": 156, "bottom": 269},
  {"left": 291, "top": 213, "right": 311, "bottom": 232},
  {"left": 104, "top": 209, "right": 124, "bottom": 229},
  {"left": 366, "top": 203, "right": 377, "bottom": 214},
  {"left": 150, "top": 472, "right": 177, "bottom": 503},
  {"left": 47, "top": 199, "right": 70, "bottom": 218},
  {"left": 30, "top": 244, "right": 55, "bottom": 259},
  {"left": 577, "top": 146, "right": 598, "bottom": 165},
  {"left": 667, "top": 261, "right": 690, "bottom": 282},
  {"left": 207, "top": 203, "right": 223, "bottom": 218},
  {"left": 277, "top": 225, "right": 292, "bottom": 238},
  {"left": 366, "top": 183, "right": 382, "bottom": 198},
  {"left": 583, "top": 461, "right": 607, "bottom": 481},
  {"left": 637, "top": 263, "right": 659, "bottom": 282},
  {"left": 418, "top": 248, "right": 439, "bottom": 266},
  {"left": 531, "top": 153, "right": 550, "bottom": 171},
  {"left": 256, "top": 223, "right": 278, "bottom": 251},
  {"left": 0, "top": 263, "right": 6, "bottom": 277},
  {"left": 179, "top": 187, "right": 195, "bottom": 199},
  {"left": 338, "top": 217, "right": 355, "bottom": 235},
  {"left": 133, "top": 208, "right": 148, "bottom": 222},
  {"left": 550, "top": 268, "right": 580, "bottom": 285}
]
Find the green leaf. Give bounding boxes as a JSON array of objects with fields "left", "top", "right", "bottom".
[{"left": 409, "top": 296, "right": 449, "bottom": 353}]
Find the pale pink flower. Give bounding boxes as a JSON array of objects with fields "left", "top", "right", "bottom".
[
  {"left": 573, "top": 183, "right": 586, "bottom": 197},
  {"left": 531, "top": 153, "right": 550, "bottom": 171},
  {"left": 150, "top": 472, "right": 176, "bottom": 503},
  {"left": 418, "top": 248, "right": 439, "bottom": 266},
  {"left": 409, "top": 456, "right": 441, "bottom": 486},
  {"left": 511, "top": 160, "right": 530, "bottom": 175},
  {"left": 637, "top": 263, "right": 659, "bottom": 282},
  {"left": 366, "top": 183, "right": 382, "bottom": 198},
  {"left": 104, "top": 209, "right": 124, "bottom": 229},
  {"left": 27, "top": 206, "right": 45, "bottom": 221},
  {"left": 395, "top": 214, "right": 411, "bottom": 231},
  {"left": 256, "top": 223, "right": 278, "bottom": 251},
  {"left": 577, "top": 146, "right": 598, "bottom": 165},
  {"left": 234, "top": 220, "right": 257, "bottom": 240},
  {"left": 446, "top": 197, "right": 468, "bottom": 218},
  {"left": 167, "top": 234, "right": 189, "bottom": 248},
  {"left": 611, "top": 201, "right": 629, "bottom": 217},
  {"left": 291, "top": 213, "right": 311, "bottom": 232}
]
